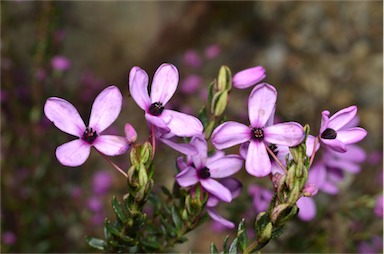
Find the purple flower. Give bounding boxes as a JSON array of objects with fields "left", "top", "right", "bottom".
[
  {"left": 87, "top": 197, "right": 103, "bottom": 212},
  {"left": 296, "top": 197, "right": 316, "bottom": 221},
  {"left": 44, "top": 86, "right": 130, "bottom": 166},
  {"left": 124, "top": 123, "right": 137, "bottom": 143},
  {"left": 248, "top": 184, "right": 273, "bottom": 213},
  {"left": 175, "top": 136, "right": 243, "bottom": 202},
  {"left": 358, "top": 235, "right": 383, "bottom": 253},
  {"left": 182, "top": 50, "right": 202, "bottom": 68},
  {"left": 2, "top": 231, "right": 16, "bottom": 245},
  {"left": 129, "top": 63, "right": 203, "bottom": 137},
  {"left": 92, "top": 170, "right": 113, "bottom": 195},
  {"left": 180, "top": 74, "right": 202, "bottom": 94},
  {"left": 51, "top": 55, "right": 71, "bottom": 71},
  {"left": 319, "top": 106, "right": 367, "bottom": 153},
  {"left": 374, "top": 195, "right": 383, "bottom": 217},
  {"left": 211, "top": 83, "right": 304, "bottom": 177},
  {"left": 204, "top": 44, "right": 221, "bottom": 59},
  {"left": 232, "top": 66, "right": 266, "bottom": 89},
  {"left": 323, "top": 145, "right": 367, "bottom": 174}
]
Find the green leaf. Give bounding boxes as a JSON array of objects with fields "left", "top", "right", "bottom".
[
  {"left": 228, "top": 238, "right": 238, "bottom": 254},
  {"left": 223, "top": 235, "right": 229, "bottom": 252},
  {"left": 171, "top": 206, "right": 182, "bottom": 231},
  {"left": 271, "top": 225, "right": 286, "bottom": 239},
  {"left": 141, "top": 239, "right": 161, "bottom": 251},
  {"left": 208, "top": 81, "right": 215, "bottom": 105},
  {"left": 197, "top": 106, "right": 210, "bottom": 129},
  {"left": 86, "top": 237, "right": 106, "bottom": 250},
  {"left": 236, "top": 219, "right": 248, "bottom": 252},
  {"left": 161, "top": 186, "right": 172, "bottom": 197},
  {"left": 112, "top": 196, "right": 127, "bottom": 223},
  {"left": 210, "top": 242, "right": 219, "bottom": 254}
]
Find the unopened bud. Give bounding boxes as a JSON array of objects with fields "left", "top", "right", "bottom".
[
  {"left": 217, "top": 65, "right": 232, "bottom": 91},
  {"left": 211, "top": 90, "right": 228, "bottom": 116},
  {"left": 272, "top": 204, "right": 298, "bottom": 226},
  {"left": 302, "top": 183, "right": 318, "bottom": 197},
  {"left": 232, "top": 66, "right": 266, "bottom": 89},
  {"left": 255, "top": 212, "right": 272, "bottom": 243},
  {"left": 124, "top": 123, "right": 137, "bottom": 143}
]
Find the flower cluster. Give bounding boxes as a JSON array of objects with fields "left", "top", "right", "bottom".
[{"left": 44, "top": 63, "right": 369, "bottom": 252}]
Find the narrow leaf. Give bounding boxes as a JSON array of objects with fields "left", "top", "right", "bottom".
[
  {"left": 228, "top": 238, "right": 238, "bottom": 254},
  {"left": 210, "top": 242, "right": 219, "bottom": 254},
  {"left": 112, "top": 196, "right": 127, "bottom": 223},
  {"left": 86, "top": 237, "right": 106, "bottom": 250}
]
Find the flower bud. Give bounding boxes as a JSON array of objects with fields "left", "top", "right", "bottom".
[
  {"left": 212, "top": 90, "right": 228, "bottom": 116},
  {"left": 302, "top": 183, "right": 318, "bottom": 197},
  {"left": 124, "top": 123, "right": 137, "bottom": 143},
  {"left": 271, "top": 204, "right": 298, "bottom": 225},
  {"left": 255, "top": 212, "right": 272, "bottom": 243},
  {"left": 217, "top": 65, "right": 232, "bottom": 91},
  {"left": 232, "top": 66, "right": 266, "bottom": 89}
]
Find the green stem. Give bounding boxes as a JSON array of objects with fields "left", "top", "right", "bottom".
[{"left": 243, "top": 239, "right": 260, "bottom": 254}]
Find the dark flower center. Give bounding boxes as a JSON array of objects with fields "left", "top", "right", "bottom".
[
  {"left": 251, "top": 127, "right": 264, "bottom": 141},
  {"left": 321, "top": 128, "right": 337, "bottom": 139},
  {"left": 198, "top": 167, "right": 211, "bottom": 179},
  {"left": 148, "top": 102, "right": 164, "bottom": 116},
  {"left": 82, "top": 127, "right": 98, "bottom": 144},
  {"left": 268, "top": 144, "right": 279, "bottom": 161}
]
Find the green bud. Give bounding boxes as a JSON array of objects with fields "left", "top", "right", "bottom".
[
  {"left": 138, "top": 164, "right": 148, "bottom": 187},
  {"left": 287, "top": 182, "right": 301, "bottom": 205},
  {"left": 130, "top": 145, "right": 140, "bottom": 166},
  {"left": 272, "top": 204, "right": 299, "bottom": 226},
  {"left": 255, "top": 212, "right": 272, "bottom": 243},
  {"left": 217, "top": 65, "right": 232, "bottom": 91},
  {"left": 286, "top": 164, "right": 296, "bottom": 190},
  {"left": 211, "top": 90, "right": 228, "bottom": 116},
  {"left": 204, "top": 120, "right": 215, "bottom": 139},
  {"left": 141, "top": 141, "right": 152, "bottom": 164}
]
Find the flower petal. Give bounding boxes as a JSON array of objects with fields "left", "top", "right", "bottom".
[
  {"left": 159, "top": 137, "right": 197, "bottom": 155},
  {"left": 44, "top": 97, "right": 85, "bottom": 137},
  {"left": 190, "top": 136, "right": 207, "bottom": 169},
  {"left": 320, "top": 110, "right": 330, "bottom": 134},
  {"left": 297, "top": 197, "right": 316, "bottom": 221},
  {"left": 211, "top": 121, "right": 250, "bottom": 150},
  {"left": 336, "top": 128, "right": 367, "bottom": 145},
  {"left": 248, "top": 83, "right": 277, "bottom": 127},
  {"left": 245, "top": 141, "right": 271, "bottom": 177},
  {"left": 218, "top": 178, "right": 242, "bottom": 199},
  {"left": 150, "top": 63, "right": 178, "bottom": 105},
  {"left": 175, "top": 166, "right": 198, "bottom": 187},
  {"left": 200, "top": 178, "right": 232, "bottom": 202},
  {"left": 145, "top": 113, "right": 170, "bottom": 132},
  {"left": 159, "top": 109, "right": 203, "bottom": 137},
  {"left": 93, "top": 135, "right": 129, "bottom": 156},
  {"left": 207, "top": 208, "right": 235, "bottom": 229},
  {"left": 176, "top": 156, "right": 188, "bottom": 171},
  {"left": 307, "top": 163, "right": 326, "bottom": 187},
  {"left": 129, "top": 66, "right": 151, "bottom": 110},
  {"left": 320, "top": 138, "right": 347, "bottom": 153},
  {"left": 306, "top": 135, "right": 320, "bottom": 157},
  {"left": 264, "top": 122, "right": 305, "bottom": 147},
  {"left": 208, "top": 155, "right": 243, "bottom": 178},
  {"left": 206, "top": 150, "right": 226, "bottom": 165},
  {"left": 232, "top": 66, "right": 266, "bottom": 89},
  {"left": 328, "top": 106, "right": 357, "bottom": 131},
  {"left": 89, "top": 86, "right": 122, "bottom": 133},
  {"left": 326, "top": 158, "right": 361, "bottom": 173},
  {"left": 56, "top": 139, "right": 91, "bottom": 167},
  {"left": 207, "top": 196, "right": 220, "bottom": 207}
]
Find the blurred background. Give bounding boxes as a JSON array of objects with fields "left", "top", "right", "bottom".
[{"left": 1, "top": 1, "right": 382, "bottom": 253}]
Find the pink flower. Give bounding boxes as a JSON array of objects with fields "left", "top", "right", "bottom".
[
  {"left": 129, "top": 63, "right": 203, "bottom": 137},
  {"left": 204, "top": 44, "right": 221, "bottom": 59},
  {"left": 44, "top": 86, "right": 130, "bottom": 166},
  {"left": 319, "top": 106, "right": 367, "bottom": 153},
  {"left": 182, "top": 50, "right": 202, "bottom": 68},
  {"left": 232, "top": 66, "right": 266, "bottom": 89},
  {"left": 248, "top": 184, "right": 273, "bottom": 213},
  {"left": 296, "top": 197, "right": 316, "bottom": 221},
  {"left": 211, "top": 83, "right": 304, "bottom": 177},
  {"left": 92, "top": 170, "right": 112, "bottom": 195},
  {"left": 175, "top": 136, "right": 243, "bottom": 202},
  {"left": 51, "top": 55, "right": 71, "bottom": 71},
  {"left": 374, "top": 195, "right": 383, "bottom": 217},
  {"left": 180, "top": 74, "right": 202, "bottom": 94}
]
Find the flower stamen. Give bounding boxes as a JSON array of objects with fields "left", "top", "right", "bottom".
[
  {"left": 198, "top": 167, "right": 211, "bottom": 179},
  {"left": 251, "top": 127, "right": 264, "bottom": 141},
  {"left": 148, "top": 102, "right": 164, "bottom": 116},
  {"left": 82, "top": 127, "right": 98, "bottom": 144},
  {"left": 321, "top": 128, "right": 337, "bottom": 139}
]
